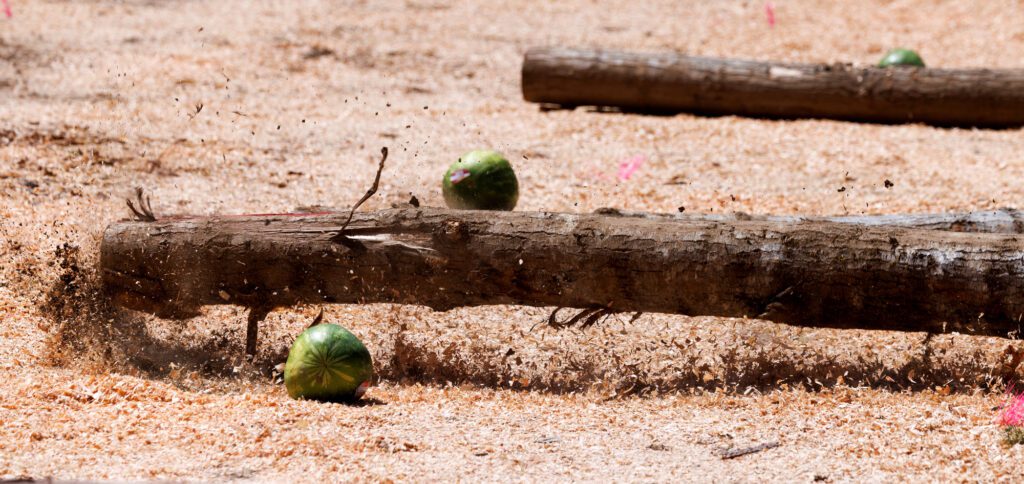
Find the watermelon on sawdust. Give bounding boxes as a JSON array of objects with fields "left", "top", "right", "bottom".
[
  {"left": 878, "top": 48, "right": 925, "bottom": 68},
  {"left": 442, "top": 150, "right": 519, "bottom": 211},
  {"left": 284, "top": 323, "right": 373, "bottom": 403}
]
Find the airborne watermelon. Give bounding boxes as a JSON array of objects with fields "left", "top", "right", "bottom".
[
  {"left": 284, "top": 323, "right": 373, "bottom": 402},
  {"left": 878, "top": 48, "right": 925, "bottom": 68},
  {"left": 442, "top": 150, "right": 519, "bottom": 211}
]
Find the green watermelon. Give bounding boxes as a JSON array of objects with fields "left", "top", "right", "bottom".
[
  {"left": 878, "top": 48, "right": 925, "bottom": 68},
  {"left": 442, "top": 150, "right": 519, "bottom": 211},
  {"left": 284, "top": 323, "right": 373, "bottom": 402}
]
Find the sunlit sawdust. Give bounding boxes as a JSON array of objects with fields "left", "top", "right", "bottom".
[{"left": 4, "top": 0, "right": 1024, "bottom": 481}]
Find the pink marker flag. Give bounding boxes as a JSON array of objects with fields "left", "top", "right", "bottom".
[
  {"left": 764, "top": 1, "right": 775, "bottom": 27},
  {"left": 617, "top": 155, "right": 645, "bottom": 181}
]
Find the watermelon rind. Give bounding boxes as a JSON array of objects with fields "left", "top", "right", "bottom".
[
  {"left": 878, "top": 48, "right": 925, "bottom": 68},
  {"left": 442, "top": 150, "right": 519, "bottom": 211},
  {"left": 284, "top": 324, "right": 373, "bottom": 402}
]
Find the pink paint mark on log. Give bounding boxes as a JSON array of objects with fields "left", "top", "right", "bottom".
[
  {"left": 230, "top": 212, "right": 337, "bottom": 218},
  {"left": 2, "top": 0, "right": 11, "bottom": 18},
  {"left": 617, "top": 155, "right": 646, "bottom": 181},
  {"left": 764, "top": 1, "right": 775, "bottom": 27}
]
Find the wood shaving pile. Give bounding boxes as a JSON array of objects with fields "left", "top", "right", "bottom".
[{"left": 3, "top": 0, "right": 1024, "bottom": 480}]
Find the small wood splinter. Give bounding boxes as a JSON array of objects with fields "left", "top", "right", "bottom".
[
  {"left": 126, "top": 187, "right": 156, "bottom": 222},
  {"left": 331, "top": 147, "right": 389, "bottom": 247},
  {"left": 718, "top": 441, "right": 780, "bottom": 459},
  {"left": 545, "top": 306, "right": 642, "bottom": 330},
  {"left": 245, "top": 305, "right": 272, "bottom": 358},
  {"left": 308, "top": 308, "right": 325, "bottom": 329}
]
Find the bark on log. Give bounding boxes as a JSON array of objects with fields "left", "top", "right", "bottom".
[
  {"left": 521, "top": 47, "right": 1024, "bottom": 127},
  {"left": 594, "top": 207, "right": 1024, "bottom": 234},
  {"left": 102, "top": 208, "right": 1024, "bottom": 340}
]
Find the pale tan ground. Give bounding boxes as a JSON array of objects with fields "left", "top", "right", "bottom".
[{"left": 4, "top": 0, "right": 1024, "bottom": 482}]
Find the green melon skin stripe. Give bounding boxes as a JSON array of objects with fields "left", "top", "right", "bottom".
[
  {"left": 285, "top": 324, "right": 373, "bottom": 401},
  {"left": 442, "top": 150, "right": 519, "bottom": 211}
]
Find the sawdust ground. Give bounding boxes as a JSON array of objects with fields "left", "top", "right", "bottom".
[{"left": 4, "top": 0, "right": 1024, "bottom": 481}]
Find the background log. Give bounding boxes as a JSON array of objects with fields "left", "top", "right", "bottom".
[
  {"left": 521, "top": 47, "right": 1024, "bottom": 127},
  {"left": 102, "top": 208, "right": 1024, "bottom": 338}
]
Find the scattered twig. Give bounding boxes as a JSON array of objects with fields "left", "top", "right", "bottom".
[
  {"left": 293, "top": 204, "right": 333, "bottom": 214},
  {"left": 125, "top": 187, "right": 156, "bottom": 222},
  {"left": 546, "top": 306, "right": 621, "bottom": 329},
  {"left": 717, "top": 441, "right": 779, "bottom": 459},
  {"left": 308, "top": 308, "right": 325, "bottom": 329},
  {"left": 580, "top": 308, "right": 612, "bottom": 328},
  {"left": 547, "top": 306, "right": 596, "bottom": 329},
  {"left": 303, "top": 45, "right": 336, "bottom": 60},
  {"left": 543, "top": 307, "right": 643, "bottom": 330},
  {"left": 188, "top": 102, "right": 204, "bottom": 120},
  {"left": 331, "top": 147, "right": 388, "bottom": 245},
  {"left": 245, "top": 305, "right": 273, "bottom": 357}
]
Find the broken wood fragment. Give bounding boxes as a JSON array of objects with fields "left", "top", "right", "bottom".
[{"left": 718, "top": 441, "right": 780, "bottom": 459}]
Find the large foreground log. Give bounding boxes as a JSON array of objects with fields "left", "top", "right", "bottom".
[
  {"left": 521, "top": 47, "right": 1024, "bottom": 127},
  {"left": 102, "top": 208, "right": 1024, "bottom": 347},
  {"left": 597, "top": 207, "right": 1024, "bottom": 234}
]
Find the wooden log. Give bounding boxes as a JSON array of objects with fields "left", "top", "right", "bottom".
[
  {"left": 309, "top": 205, "right": 1024, "bottom": 234},
  {"left": 594, "top": 207, "right": 1024, "bottom": 234},
  {"left": 521, "top": 47, "right": 1024, "bottom": 127},
  {"left": 102, "top": 208, "right": 1024, "bottom": 346}
]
